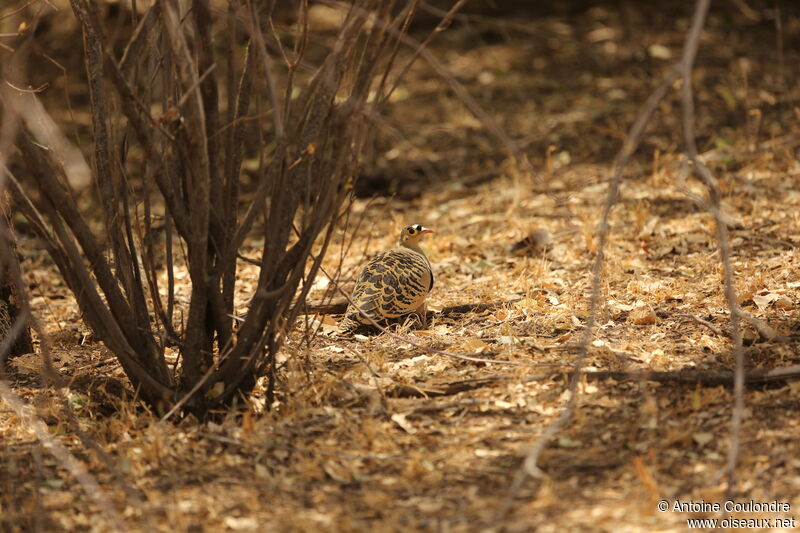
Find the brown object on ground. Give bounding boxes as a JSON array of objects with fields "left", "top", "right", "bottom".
[{"left": 510, "top": 227, "right": 553, "bottom": 255}]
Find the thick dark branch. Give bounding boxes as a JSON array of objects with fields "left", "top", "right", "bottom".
[
  {"left": 388, "top": 365, "right": 800, "bottom": 398},
  {"left": 37, "top": 188, "right": 174, "bottom": 400},
  {"left": 0, "top": 215, "right": 33, "bottom": 361},
  {"left": 77, "top": 0, "right": 192, "bottom": 238},
  {"left": 15, "top": 132, "right": 143, "bottom": 350},
  {"left": 219, "top": 43, "right": 254, "bottom": 314},
  {"left": 73, "top": 0, "right": 155, "bottom": 352},
  {"left": 158, "top": 0, "right": 213, "bottom": 385},
  {"left": 192, "top": 0, "right": 226, "bottom": 256}
]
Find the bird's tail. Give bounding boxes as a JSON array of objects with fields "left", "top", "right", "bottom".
[{"left": 336, "top": 316, "right": 362, "bottom": 337}]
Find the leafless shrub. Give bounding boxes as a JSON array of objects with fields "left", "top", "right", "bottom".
[{"left": 1, "top": 0, "right": 424, "bottom": 416}]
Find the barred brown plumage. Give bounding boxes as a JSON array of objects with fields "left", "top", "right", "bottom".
[{"left": 338, "top": 224, "right": 434, "bottom": 336}]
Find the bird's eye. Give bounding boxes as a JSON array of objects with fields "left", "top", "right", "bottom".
[{"left": 407, "top": 227, "right": 416, "bottom": 234}]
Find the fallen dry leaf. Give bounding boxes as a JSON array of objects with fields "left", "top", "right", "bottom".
[
  {"left": 391, "top": 413, "right": 417, "bottom": 434},
  {"left": 453, "top": 337, "right": 491, "bottom": 353},
  {"left": 752, "top": 291, "right": 787, "bottom": 311}
]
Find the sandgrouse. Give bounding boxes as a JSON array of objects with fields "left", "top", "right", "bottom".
[{"left": 338, "top": 224, "right": 434, "bottom": 336}]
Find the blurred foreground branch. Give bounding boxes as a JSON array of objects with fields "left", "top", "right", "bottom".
[{"left": 496, "top": 0, "right": 726, "bottom": 522}]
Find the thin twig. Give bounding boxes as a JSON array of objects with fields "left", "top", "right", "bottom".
[
  {"left": 677, "top": 0, "right": 746, "bottom": 496},
  {"left": 246, "top": 0, "right": 284, "bottom": 139},
  {"left": 159, "top": 363, "right": 217, "bottom": 423},
  {"left": 175, "top": 62, "right": 217, "bottom": 109},
  {"left": 495, "top": 53, "right": 684, "bottom": 527},
  {"left": 0, "top": 0, "right": 43, "bottom": 22},
  {"left": 679, "top": 313, "right": 726, "bottom": 337}
]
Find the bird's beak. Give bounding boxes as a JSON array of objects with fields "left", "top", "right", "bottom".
[{"left": 421, "top": 227, "right": 434, "bottom": 234}]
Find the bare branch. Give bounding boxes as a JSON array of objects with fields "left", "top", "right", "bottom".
[
  {"left": 245, "top": 0, "right": 284, "bottom": 139},
  {"left": 495, "top": 50, "right": 684, "bottom": 528},
  {"left": 677, "top": 0, "right": 746, "bottom": 495}
]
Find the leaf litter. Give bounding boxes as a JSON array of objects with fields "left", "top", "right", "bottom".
[{"left": 4, "top": 4, "right": 800, "bottom": 532}]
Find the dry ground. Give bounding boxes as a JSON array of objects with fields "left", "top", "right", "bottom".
[{"left": 3, "top": 2, "right": 800, "bottom": 532}]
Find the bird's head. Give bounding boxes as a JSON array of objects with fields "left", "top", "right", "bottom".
[{"left": 399, "top": 224, "right": 434, "bottom": 246}]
